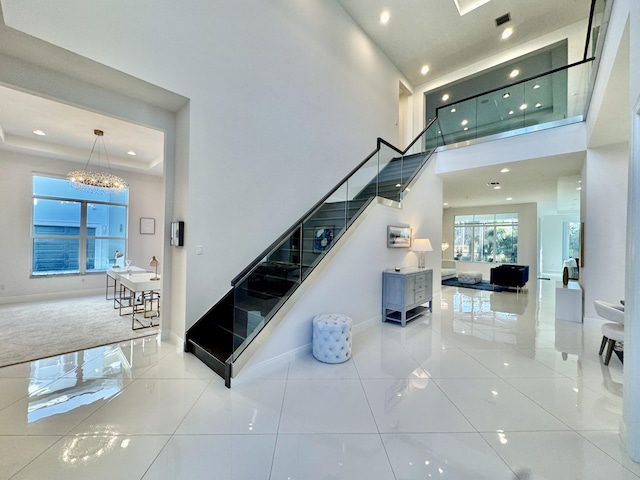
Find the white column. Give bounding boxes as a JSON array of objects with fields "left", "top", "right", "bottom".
[{"left": 624, "top": 97, "right": 640, "bottom": 462}]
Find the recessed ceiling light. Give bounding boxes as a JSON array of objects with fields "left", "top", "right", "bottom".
[
  {"left": 533, "top": 84, "right": 540, "bottom": 89},
  {"left": 494, "top": 185, "right": 501, "bottom": 190},
  {"left": 451, "top": 108, "right": 456, "bottom": 113},
  {"left": 519, "top": 103, "right": 527, "bottom": 110},
  {"left": 127, "top": 150, "right": 137, "bottom": 156},
  {"left": 421, "top": 65, "right": 430, "bottom": 75},
  {"left": 380, "top": 11, "right": 390, "bottom": 24},
  {"left": 576, "top": 186, "right": 582, "bottom": 191},
  {"left": 509, "top": 69, "right": 520, "bottom": 78},
  {"left": 33, "top": 130, "right": 46, "bottom": 136},
  {"left": 506, "top": 197, "right": 513, "bottom": 201},
  {"left": 395, "top": 183, "right": 402, "bottom": 187},
  {"left": 463, "top": 127, "right": 469, "bottom": 131},
  {"left": 501, "top": 168, "right": 510, "bottom": 173},
  {"left": 461, "top": 119, "right": 468, "bottom": 126},
  {"left": 444, "top": 202, "right": 449, "bottom": 206},
  {"left": 508, "top": 110, "right": 514, "bottom": 115},
  {"left": 501, "top": 27, "right": 513, "bottom": 40},
  {"left": 442, "top": 94, "right": 450, "bottom": 101},
  {"left": 535, "top": 103, "right": 542, "bottom": 108},
  {"left": 502, "top": 92, "right": 510, "bottom": 98}
]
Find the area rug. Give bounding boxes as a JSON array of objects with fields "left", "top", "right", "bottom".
[
  {"left": 442, "top": 277, "right": 510, "bottom": 292},
  {"left": 0, "top": 295, "right": 160, "bottom": 368}
]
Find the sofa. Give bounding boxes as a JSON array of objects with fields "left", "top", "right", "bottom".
[
  {"left": 442, "top": 260, "right": 457, "bottom": 281},
  {"left": 490, "top": 264, "right": 529, "bottom": 289}
]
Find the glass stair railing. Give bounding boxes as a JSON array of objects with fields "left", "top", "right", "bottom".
[
  {"left": 185, "top": 119, "right": 439, "bottom": 387},
  {"left": 186, "top": 53, "right": 600, "bottom": 387},
  {"left": 427, "top": 58, "right": 595, "bottom": 149}
]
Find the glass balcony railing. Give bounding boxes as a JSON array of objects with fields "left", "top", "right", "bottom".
[
  {"left": 427, "top": 58, "right": 594, "bottom": 148},
  {"left": 585, "top": 0, "right": 607, "bottom": 60},
  {"left": 186, "top": 119, "right": 439, "bottom": 386}
]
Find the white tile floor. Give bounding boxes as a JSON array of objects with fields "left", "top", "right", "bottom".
[{"left": 1, "top": 279, "right": 638, "bottom": 479}]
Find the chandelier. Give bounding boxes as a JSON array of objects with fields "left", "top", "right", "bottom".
[{"left": 67, "top": 129, "right": 128, "bottom": 192}]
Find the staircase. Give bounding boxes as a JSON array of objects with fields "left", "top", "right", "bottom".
[{"left": 185, "top": 123, "right": 439, "bottom": 387}]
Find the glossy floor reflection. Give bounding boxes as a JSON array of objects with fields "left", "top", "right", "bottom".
[{"left": 0, "top": 279, "right": 637, "bottom": 479}]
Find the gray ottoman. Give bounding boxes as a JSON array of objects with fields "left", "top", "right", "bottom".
[
  {"left": 312, "top": 313, "right": 353, "bottom": 363},
  {"left": 458, "top": 271, "right": 482, "bottom": 284}
]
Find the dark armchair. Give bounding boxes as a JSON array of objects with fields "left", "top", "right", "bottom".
[{"left": 490, "top": 264, "right": 529, "bottom": 289}]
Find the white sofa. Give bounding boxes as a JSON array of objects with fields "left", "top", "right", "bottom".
[{"left": 442, "top": 260, "right": 457, "bottom": 280}]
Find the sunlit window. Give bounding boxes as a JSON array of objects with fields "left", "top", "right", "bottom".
[
  {"left": 32, "top": 175, "right": 128, "bottom": 275},
  {"left": 453, "top": 213, "right": 518, "bottom": 263}
]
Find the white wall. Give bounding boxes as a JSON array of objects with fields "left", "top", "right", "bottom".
[
  {"left": 434, "top": 122, "right": 587, "bottom": 175},
  {"left": 245, "top": 159, "right": 443, "bottom": 367},
  {"left": 442, "top": 203, "right": 538, "bottom": 282},
  {"left": 582, "top": 142, "right": 628, "bottom": 319},
  {"left": 540, "top": 214, "right": 580, "bottom": 273},
  {"left": 167, "top": 103, "right": 190, "bottom": 344},
  {"left": 0, "top": 149, "right": 163, "bottom": 303},
  {"left": 1, "top": 0, "right": 410, "bottom": 334}
]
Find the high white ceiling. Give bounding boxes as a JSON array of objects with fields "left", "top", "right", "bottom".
[
  {"left": 439, "top": 152, "right": 585, "bottom": 213},
  {"left": 335, "top": 0, "right": 592, "bottom": 86},
  {"left": 0, "top": 85, "right": 165, "bottom": 175},
  {"left": 335, "top": 0, "right": 612, "bottom": 214}
]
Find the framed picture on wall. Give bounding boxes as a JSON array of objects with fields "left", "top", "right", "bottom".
[
  {"left": 140, "top": 217, "right": 155, "bottom": 235},
  {"left": 313, "top": 226, "right": 334, "bottom": 253},
  {"left": 387, "top": 225, "right": 412, "bottom": 248}
]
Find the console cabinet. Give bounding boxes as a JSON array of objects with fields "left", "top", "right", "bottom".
[{"left": 382, "top": 268, "right": 433, "bottom": 326}]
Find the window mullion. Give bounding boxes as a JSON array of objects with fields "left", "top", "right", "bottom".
[{"left": 80, "top": 201, "right": 88, "bottom": 274}]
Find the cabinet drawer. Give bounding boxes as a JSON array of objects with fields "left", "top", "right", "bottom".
[
  {"left": 415, "top": 274, "right": 426, "bottom": 287},
  {"left": 414, "top": 290, "right": 427, "bottom": 304}
]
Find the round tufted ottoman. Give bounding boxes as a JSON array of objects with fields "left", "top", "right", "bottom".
[
  {"left": 312, "top": 313, "right": 353, "bottom": 363},
  {"left": 458, "top": 271, "right": 482, "bottom": 285}
]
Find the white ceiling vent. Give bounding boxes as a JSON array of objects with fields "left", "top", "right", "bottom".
[{"left": 453, "top": 0, "right": 491, "bottom": 16}]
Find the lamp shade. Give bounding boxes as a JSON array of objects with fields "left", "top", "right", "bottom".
[
  {"left": 412, "top": 238, "right": 432, "bottom": 269},
  {"left": 412, "top": 238, "right": 433, "bottom": 252}
]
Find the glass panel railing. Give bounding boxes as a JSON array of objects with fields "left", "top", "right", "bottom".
[
  {"left": 376, "top": 142, "right": 404, "bottom": 203},
  {"left": 406, "top": 119, "right": 438, "bottom": 158},
  {"left": 585, "top": 0, "right": 606, "bottom": 60},
  {"left": 435, "top": 60, "right": 593, "bottom": 146},
  {"left": 424, "top": 118, "right": 442, "bottom": 152},
  {"left": 437, "top": 96, "right": 478, "bottom": 145},
  {"left": 566, "top": 60, "right": 594, "bottom": 117},
  {"left": 302, "top": 183, "right": 348, "bottom": 279},
  {"left": 232, "top": 224, "right": 303, "bottom": 356},
  {"left": 346, "top": 153, "right": 380, "bottom": 220}
]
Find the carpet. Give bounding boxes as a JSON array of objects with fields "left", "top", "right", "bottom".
[
  {"left": 0, "top": 294, "right": 160, "bottom": 368},
  {"left": 441, "top": 277, "right": 509, "bottom": 292}
]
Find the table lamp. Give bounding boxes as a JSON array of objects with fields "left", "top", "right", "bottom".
[
  {"left": 412, "top": 238, "right": 433, "bottom": 269},
  {"left": 149, "top": 255, "right": 160, "bottom": 280}
]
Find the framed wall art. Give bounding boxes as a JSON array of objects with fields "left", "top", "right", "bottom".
[
  {"left": 313, "top": 226, "right": 334, "bottom": 253},
  {"left": 140, "top": 217, "right": 156, "bottom": 235},
  {"left": 387, "top": 225, "right": 412, "bottom": 248}
]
